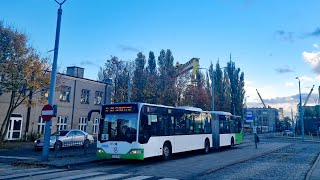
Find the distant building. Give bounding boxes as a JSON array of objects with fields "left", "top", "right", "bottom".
[
  {"left": 243, "top": 107, "right": 279, "bottom": 132},
  {"left": 297, "top": 105, "right": 320, "bottom": 134},
  {"left": 0, "top": 66, "right": 111, "bottom": 140},
  {"left": 279, "top": 108, "right": 284, "bottom": 121}
]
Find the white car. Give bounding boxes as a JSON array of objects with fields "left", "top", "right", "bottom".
[
  {"left": 283, "top": 130, "right": 294, "bottom": 137},
  {"left": 34, "top": 129, "right": 95, "bottom": 150}
]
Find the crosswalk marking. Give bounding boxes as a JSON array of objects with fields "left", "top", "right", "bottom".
[
  {"left": 50, "top": 172, "right": 105, "bottom": 180},
  {"left": 0, "top": 168, "right": 47, "bottom": 176},
  {"left": 84, "top": 173, "right": 131, "bottom": 180},
  {"left": 123, "top": 176, "right": 153, "bottom": 180},
  {"left": 0, "top": 163, "right": 180, "bottom": 180},
  {"left": 0, "top": 169, "right": 63, "bottom": 180},
  {"left": 15, "top": 170, "right": 84, "bottom": 180}
]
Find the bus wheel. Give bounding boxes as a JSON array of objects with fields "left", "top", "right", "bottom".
[
  {"left": 162, "top": 143, "right": 172, "bottom": 160},
  {"left": 204, "top": 139, "right": 210, "bottom": 154},
  {"left": 230, "top": 138, "right": 235, "bottom": 149}
]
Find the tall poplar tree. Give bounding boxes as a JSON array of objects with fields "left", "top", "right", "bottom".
[
  {"left": 144, "top": 51, "right": 158, "bottom": 104},
  {"left": 131, "top": 52, "right": 146, "bottom": 102}
]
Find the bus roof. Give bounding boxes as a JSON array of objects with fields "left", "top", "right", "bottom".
[
  {"left": 102, "top": 103, "right": 238, "bottom": 116},
  {"left": 175, "top": 106, "right": 203, "bottom": 111},
  {"left": 102, "top": 102, "right": 175, "bottom": 109},
  {"left": 212, "top": 111, "right": 233, "bottom": 116}
]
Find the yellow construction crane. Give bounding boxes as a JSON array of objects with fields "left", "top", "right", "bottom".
[
  {"left": 303, "top": 85, "right": 315, "bottom": 106},
  {"left": 256, "top": 89, "right": 267, "bottom": 108}
]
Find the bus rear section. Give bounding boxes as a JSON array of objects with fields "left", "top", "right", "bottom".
[{"left": 214, "top": 112, "right": 243, "bottom": 148}]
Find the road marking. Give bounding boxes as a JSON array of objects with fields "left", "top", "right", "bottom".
[
  {"left": 0, "top": 168, "right": 47, "bottom": 175},
  {"left": 85, "top": 173, "right": 131, "bottom": 180},
  {"left": 50, "top": 172, "right": 105, "bottom": 180},
  {"left": 16, "top": 170, "right": 83, "bottom": 180},
  {"left": 0, "top": 169, "right": 63, "bottom": 179},
  {"left": 0, "top": 155, "right": 37, "bottom": 160},
  {"left": 123, "top": 176, "right": 153, "bottom": 180}
]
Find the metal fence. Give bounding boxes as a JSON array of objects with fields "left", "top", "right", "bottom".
[{"left": 271, "top": 132, "right": 320, "bottom": 142}]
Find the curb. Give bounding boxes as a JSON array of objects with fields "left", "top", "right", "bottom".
[
  {"left": 267, "top": 136, "right": 320, "bottom": 143},
  {"left": 306, "top": 154, "right": 320, "bottom": 180},
  {"left": 200, "top": 143, "right": 292, "bottom": 176}
]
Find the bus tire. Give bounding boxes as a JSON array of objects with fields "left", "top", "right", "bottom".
[
  {"left": 162, "top": 142, "right": 172, "bottom": 160},
  {"left": 204, "top": 139, "right": 210, "bottom": 154},
  {"left": 230, "top": 137, "right": 235, "bottom": 149}
]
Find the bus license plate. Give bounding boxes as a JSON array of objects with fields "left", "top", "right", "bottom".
[{"left": 112, "top": 155, "right": 121, "bottom": 159}]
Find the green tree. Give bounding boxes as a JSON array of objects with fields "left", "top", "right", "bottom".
[
  {"left": 226, "top": 55, "right": 245, "bottom": 116},
  {"left": 144, "top": 51, "right": 158, "bottom": 104},
  {"left": 98, "top": 56, "right": 132, "bottom": 102},
  {"left": 131, "top": 52, "right": 146, "bottom": 102},
  {"left": 0, "top": 23, "right": 50, "bottom": 144},
  {"left": 213, "top": 61, "right": 225, "bottom": 111},
  {"left": 157, "top": 49, "right": 177, "bottom": 106}
]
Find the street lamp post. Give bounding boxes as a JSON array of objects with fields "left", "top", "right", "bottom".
[
  {"left": 296, "top": 77, "right": 304, "bottom": 141},
  {"left": 41, "top": 0, "right": 66, "bottom": 161}
]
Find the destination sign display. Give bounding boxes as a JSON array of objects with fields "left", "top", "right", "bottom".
[{"left": 104, "top": 104, "right": 138, "bottom": 113}]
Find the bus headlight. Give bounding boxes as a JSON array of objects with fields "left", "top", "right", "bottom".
[
  {"left": 130, "top": 150, "right": 142, "bottom": 154},
  {"left": 97, "top": 149, "right": 103, "bottom": 153}
]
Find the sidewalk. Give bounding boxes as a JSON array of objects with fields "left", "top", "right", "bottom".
[{"left": 306, "top": 154, "right": 320, "bottom": 180}]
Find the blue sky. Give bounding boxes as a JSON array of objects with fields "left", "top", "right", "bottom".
[{"left": 2, "top": 0, "right": 320, "bottom": 115}]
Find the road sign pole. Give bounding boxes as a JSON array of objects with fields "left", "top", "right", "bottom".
[{"left": 41, "top": 1, "right": 65, "bottom": 161}]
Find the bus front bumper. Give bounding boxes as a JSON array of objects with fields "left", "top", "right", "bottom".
[{"left": 96, "top": 148, "right": 144, "bottom": 160}]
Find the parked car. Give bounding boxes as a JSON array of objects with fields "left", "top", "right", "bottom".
[
  {"left": 34, "top": 129, "right": 95, "bottom": 150},
  {"left": 282, "top": 130, "right": 294, "bottom": 137}
]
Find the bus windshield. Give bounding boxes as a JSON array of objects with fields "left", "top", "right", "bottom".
[{"left": 103, "top": 113, "right": 138, "bottom": 143}]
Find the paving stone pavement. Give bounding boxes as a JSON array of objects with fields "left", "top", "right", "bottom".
[{"left": 197, "top": 142, "right": 320, "bottom": 180}]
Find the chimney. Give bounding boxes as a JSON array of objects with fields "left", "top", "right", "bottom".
[{"left": 66, "top": 66, "right": 84, "bottom": 78}]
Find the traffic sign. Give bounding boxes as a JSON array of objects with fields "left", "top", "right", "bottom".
[
  {"left": 246, "top": 110, "right": 254, "bottom": 122},
  {"left": 41, "top": 104, "right": 54, "bottom": 121}
]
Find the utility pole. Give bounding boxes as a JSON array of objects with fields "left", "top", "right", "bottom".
[
  {"left": 296, "top": 77, "right": 304, "bottom": 141},
  {"left": 42, "top": 0, "right": 66, "bottom": 161}
]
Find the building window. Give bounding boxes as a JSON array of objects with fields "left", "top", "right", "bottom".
[
  {"left": 57, "top": 116, "right": 68, "bottom": 131},
  {"left": 41, "top": 89, "right": 49, "bottom": 100},
  {"left": 94, "top": 91, "right": 103, "bottom": 105},
  {"left": 60, "top": 86, "right": 71, "bottom": 102},
  {"left": 37, "top": 116, "right": 45, "bottom": 135},
  {"left": 81, "top": 89, "right": 90, "bottom": 104},
  {"left": 93, "top": 117, "right": 100, "bottom": 134},
  {"left": 79, "top": 117, "right": 87, "bottom": 132}
]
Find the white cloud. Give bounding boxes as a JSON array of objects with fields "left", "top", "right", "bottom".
[
  {"left": 245, "top": 80, "right": 254, "bottom": 85},
  {"left": 300, "top": 76, "right": 315, "bottom": 82},
  {"left": 313, "top": 44, "right": 319, "bottom": 49},
  {"left": 302, "top": 50, "right": 320, "bottom": 75},
  {"left": 285, "top": 82, "right": 294, "bottom": 87}
]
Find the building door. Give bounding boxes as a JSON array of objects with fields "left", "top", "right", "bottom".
[{"left": 6, "top": 114, "right": 23, "bottom": 140}]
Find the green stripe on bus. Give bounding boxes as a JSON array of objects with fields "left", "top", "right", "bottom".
[
  {"left": 96, "top": 148, "right": 144, "bottom": 160},
  {"left": 235, "top": 130, "right": 243, "bottom": 144}
]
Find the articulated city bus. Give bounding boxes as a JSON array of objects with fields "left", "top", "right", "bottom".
[{"left": 95, "top": 102, "right": 243, "bottom": 160}]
